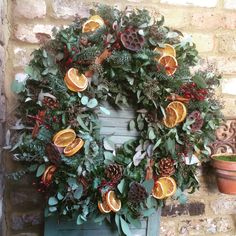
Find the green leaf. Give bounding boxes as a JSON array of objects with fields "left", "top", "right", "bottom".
[
  {"left": 81, "top": 96, "right": 89, "bottom": 105},
  {"left": 104, "top": 151, "right": 114, "bottom": 160},
  {"left": 77, "top": 215, "right": 85, "bottom": 225},
  {"left": 117, "top": 179, "right": 125, "bottom": 194},
  {"left": 57, "top": 192, "right": 64, "bottom": 200},
  {"left": 142, "top": 179, "right": 154, "bottom": 194},
  {"left": 120, "top": 217, "right": 132, "bottom": 236},
  {"left": 74, "top": 184, "right": 83, "bottom": 200},
  {"left": 115, "top": 214, "right": 121, "bottom": 235},
  {"left": 87, "top": 98, "right": 98, "bottom": 108},
  {"left": 148, "top": 128, "right": 156, "bottom": 140},
  {"left": 48, "top": 197, "right": 58, "bottom": 206},
  {"left": 103, "top": 138, "right": 115, "bottom": 151},
  {"left": 11, "top": 79, "right": 26, "bottom": 94},
  {"left": 99, "top": 106, "right": 111, "bottom": 115},
  {"left": 36, "top": 164, "right": 45, "bottom": 177},
  {"left": 49, "top": 206, "right": 57, "bottom": 212},
  {"left": 153, "top": 139, "right": 162, "bottom": 151},
  {"left": 77, "top": 116, "right": 90, "bottom": 132},
  {"left": 129, "top": 120, "right": 135, "bottom": 130}
]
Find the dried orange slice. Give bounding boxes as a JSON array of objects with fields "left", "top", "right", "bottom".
[
  {"left": 105, "top": 190, "right": 121, "bottom": 212},
  {"left": 158, "top": 176, "right": 177, "bottom": 197},
  {"left": 158, "top": 55, "right": 178, "bottom": 76},
  {"left": 154, "top": 44, "right": 176, "bottom": 58},
  {"left": 82, "top": 15, "right": 104, "bottom": 33},
  {"left": 152, "top": 181, "right": 166, "bottom": 199},
  {"left": 167, "top": 101, "right": 187, "bottom": 123},
  {"left": 53, "top": 128, "right": 76, "bottom": 147},
  {"left": 163, "top": 107, "right": 178, "bottom": 128},
  {"left": 41, "top": 165, "right": 57, "bottom": 185},
  {"left": 64, "top": 68, "right": 88, "bottom": 92},
  {"left": 98, "top": 201, "right": 111, "bottom": 213},
  {"left": 63, "top": 138, "right": 84, "bottom": 157},
  {"left": 89, "top": 15, "right": 104, "bottom": 26}
]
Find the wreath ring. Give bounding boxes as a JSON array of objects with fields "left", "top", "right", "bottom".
[{"left": 10, "top": 4, "right": 222, "bottom": 235}]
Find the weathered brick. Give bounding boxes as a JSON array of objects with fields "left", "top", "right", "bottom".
[
  {"left": 11, "top": 211, "right": 43, "bottom": 231},
  {"left": 160, "top": 220, "right": 177, "bottom": 236},
  {"left": 14, "top": 0, "right": 46, "bottom": 19},
  {"left": 159, "top": 8, "right": 189, "bottom": 28},
  {"left": 14, "top": 24, "right": 54, "bottom": 44},
  {"left": 222, "top": 78, "right": 236, "bottom": 95},
  {"left": 191, "top": 33, "right": 214, "bottom": 53},
  {"left": 208, "top": 56, "right": 236, "bottom": 74},
  {"left": 178, "top": 217, "right": 234, "bottom": 235},
  {"left": 10, "top": 189, "right": 42, "bottom": 207},
  {"left": 190, "top": 12, "right": 223, "bottom": 30},
  {"left": 162, "top": 201, "right": 205, "bottom": 217},
  {"left": 220, "top": 96, "right": 236, "bottom": 117},
  {"left": 51, "top": 0, "right": 90, "bottom": 19},
  {"left": 211, "top": 197, "right": 236, "bottom": 214},
  {"left": 13, "top": 47, "right": 33, "bottom": 68},
  {"left": 224, "top": 0, "right": 236, "bottom": 10},
  {"left": 217, "top": 34, "right": 236, "bottom": 54},
  {"left": 223, "top": 13, "right": 236, "bottom": 29},
  {"left": 160, "top": 0, "right": 217, "bottom": 8}
]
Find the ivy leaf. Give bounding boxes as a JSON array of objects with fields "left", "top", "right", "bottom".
[
  {"left": 81, "top": 96, "right": 89, "bottom": 105},
  {"left": 36, "top": 164, "right": 45, "bottom": 177},
  {"left": 120, "top": 217, "right": 132, "bottom": 236},
  {"left": 48, "top": 197, "right": 58, "bottom": 206},
  {"left": 99, "top": 106, "right": 110, "bottom": 115},
  {"left": 74, "top": 184, "right": 83, "bottom": 200},
  {"left": 87, "top": 98, "right": 98, "bottom": 108}
]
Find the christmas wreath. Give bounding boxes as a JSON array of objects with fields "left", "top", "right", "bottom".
[{"left": 8, "top": 4, "right": 223, "bottom": 235}]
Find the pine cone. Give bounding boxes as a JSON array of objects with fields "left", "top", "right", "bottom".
[
  {"left": 120, "top": 27, "right": 145, "bottom": 52},
  {"left": 128, "top": 182, "right": 148, "bottom": 204},
  {"left": 158, "top": 157, "right": 175, "bottom": 176},
  {"left": 105, "top": 163, "right": 123, "bottom": 182},
  {"left": 45, "top": 143, "right": 61, "bottom": 165}
]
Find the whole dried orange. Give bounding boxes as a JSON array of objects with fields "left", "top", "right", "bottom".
[
  {"left": 152, "top": 181, "right": 166, "bottom": 199},
  {"left": 158, "top": 55, "right": 178, "bottom": 76},
  {"left": 163, "top": 107, "right": 178, "bottom": 128},
  {"left": 64, "top": 68, "right": 88, "bottom": 92},
  {"left": 82, "top": 15, "right": 104, "bottom": 33},
  {"left": 98, "top": 201, "right": 111, "bottom": 213},
  {"left": 63, "top": 138, "right": 84, "bottom": 157},
  {"left": 154, "top": 44, "right": 176, "bottom": 58},
  {"left": 167, "top": 101, "right": 187, "bottom": 123},
  {"left": 105, "top": 190, "right": 121, "bottom": 212},
  {"left": 53, "top": 128, "right": 76, "bottom": 147},
  {"left": 158, "top": 176, "right": 177, "bottom": 197}
]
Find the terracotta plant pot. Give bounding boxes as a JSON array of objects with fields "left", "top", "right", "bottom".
[{"left": 211, "top": 153, "right": 236, "bottom": 194}]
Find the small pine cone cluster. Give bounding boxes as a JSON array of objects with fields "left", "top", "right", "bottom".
[
  {"left": 120, "top": 27, "right": 145, "bottom": 52},
  {"left": 128, "top": 182, "right": 148, "bottom": 204},
  {"left": 43, "top": 97, "right": 59, "bottom": 109},
  {"left": 146, "top": 111, "right": 158, "bottom": 123},
  {"left": 105, "top": 163, "right": 123, "bottom": 183},
  {"left": 158, "top": 157, "right": 175, "bottom": 176},
  {"left": 45, "top": 143, "right": 61, "bottom": 165}
]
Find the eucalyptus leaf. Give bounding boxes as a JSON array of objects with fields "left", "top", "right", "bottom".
[
  {"left": 49, "top": 206, "right": 57, "bottom": 212},
  {"left": 77, "top": 116, "right": 90, "bottom": 132},
  {"left": 57, "top": 192, "right": 64, "bottom": 200},
  {"left": 120, "top": 217, "right": 132, "bottom": 236},
  {"left": 87, "top": 98, "right": 98, "bottom": 108},
  {"left": 48, "top": 197, "right": 58, "bottom": 206},
  {"left": 99, "top": 106, "right": 111, "bottom": 115},
  {"left": 142, "top": 179, "right": 154, "bottom": 194},
  {"left": 36, "top": 164, "right": 45, "bottom": 177},
  {"left": 81, "top": 96, "right": 89, "bottom": 105},
  {"left": 129, "top": 120, "right": 135, "bottom": 130},
  {"left": 103, "top": 138, "right": 115, "bottom": 151},
  {"left": 133, "top": 150, "right": 146, "bottom": 166},
  {"left": 74, "top": 184, "right": 83, "bottom": 200},
  {"left": 117, "top": 179, "right": 125, "bottom": 194}
]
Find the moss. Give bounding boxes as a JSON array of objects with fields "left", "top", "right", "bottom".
[{"left": 214, "top": 155, "right": 236, "bottom": 162}]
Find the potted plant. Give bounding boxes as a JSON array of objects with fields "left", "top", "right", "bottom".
[{"left": 211, "top": 153, "right": 236, "bottom": 194}]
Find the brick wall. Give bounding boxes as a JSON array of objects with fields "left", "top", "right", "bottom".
[{"left": 3, "top": 0, "right": 236, "bottom": 235}]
